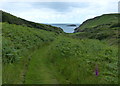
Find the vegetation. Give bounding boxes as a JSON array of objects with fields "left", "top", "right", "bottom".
[
  {"left": 74, "top": 14, "right": 119, "bottom": 32},
  {"left": 74, "top": 14, "right": 120, "bottom": 45},
  {"left": 2, "top": 23, "right": 57, "bottom": 63},
  {"left": 46, "top": 36, "right": 118, "bottom": 84},
  {"left": 2, "top": 22, "right": 58, "bottom": 84},
  {"left": 1, "top": 10, "right": 63, "bottom": 33},
  {"left": 2, "top": 11, "right": 119, "bottom": 84}
]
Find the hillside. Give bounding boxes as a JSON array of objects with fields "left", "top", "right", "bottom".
[
  {"left": 2, "top": 11, "right": 119, "bottom": 84},
  {"left": 0, "top": 10, "right": 63, "bottom": 33},
  {"left": 2, "top": 23, "right": 57, "bottom": 63},
  {"left": 74, "top": 14, "right": 120, "bottom": 32},
  {"left": 3, "top": 23, "right": 118, "bottom": 84},
  {"left": 73, "top": 14, "right": 120, "bottom": 45}
]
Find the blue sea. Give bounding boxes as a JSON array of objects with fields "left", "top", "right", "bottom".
[{"left": 50, "top": 24, "right": 80, "bottom": 33}]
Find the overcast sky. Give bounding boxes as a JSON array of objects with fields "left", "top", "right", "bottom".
[{"left": 0, "top": 0, "right": 119, "bottom": 24}]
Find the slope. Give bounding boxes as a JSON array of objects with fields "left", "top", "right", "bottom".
[
  {"left": 74, "top": 14, "right": 119, "bottom": 32},
  {"left": 2, "top": 12, "right": 118, "bottom": 84},
  {"left": 3, "top": 32, "right": 118, "bottom": 84},
  {"left": 23, "top": 36, "right": 118, "bottom": 84},
  {"left": 73, "top": 14, "right": 120, "bottom": 45},
  {"left": 0, "top": 10, "right": 63, "bottom": 33},
  {"left": 2, "top": 22, "right": 58, "bottom": 64}
]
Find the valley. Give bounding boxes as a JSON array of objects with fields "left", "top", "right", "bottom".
[{"left": 1, "top": 11, "right": 119, "bottom": 84}]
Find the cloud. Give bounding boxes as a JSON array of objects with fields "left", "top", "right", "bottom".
[
  {"left": 31, "top": 2, "right": 89, "bottom": 12},
  {"left": 0, "top": 0, "right": 119, "bottom": 24}
]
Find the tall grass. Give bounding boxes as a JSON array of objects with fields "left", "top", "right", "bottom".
[
  {"left": 2, "top": 23, "right": 57, "bottom": 63},
  {"left": 47, "top": 36, "right": 118, "bottom": 84},
  {"left": 2, "top": 23, "right": 118, "bottom": 84},
  {"left": 2, "top": 23, "right": 57, "bottom": 84}
]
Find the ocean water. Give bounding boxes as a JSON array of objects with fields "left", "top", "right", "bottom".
[{"left": 50, "top": 24, "right": 80, "bottom": 33}]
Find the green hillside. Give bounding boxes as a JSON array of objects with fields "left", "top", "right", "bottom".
[
  {"left": 0, "top": 10, "right": 63, "bottom": 34},
  {"left": 2, "top": 23, "right": 118, "bottom": 84},
  {"left": 73, "top": 14, "right": 120, "bottom": 45},
  {"left": 75, "top": 14, "right": 119, "bottom": 32},
  {"left": 2, "top": 23, "right": 57, "bottom": 63},
  {"left": 2, "top": 11, "right": 119, "bottom": 84}
]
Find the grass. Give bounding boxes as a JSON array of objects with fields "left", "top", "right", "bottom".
[
  {"left": 1, "top": 10, "right": 63, "bottom": 33},
  {"left": 4, "top": 35, "right": 118, "bottom": 84},
  {"left": 2, "top": 22, "right": 58, "bottom": 84},
  {"left": 2, "top": 14, "right": 119, "bottom": 84},
  {"left": 2, "top": 22, "right": 57, "bottom": 63},
  {"left": 73, "top": 14, "right": 119, "bottom": 45},
  {"left": 25, "top": 43, "right": 58, "bottom": 84},
  {"left": 46, "top": 36, "right": 118, "bottom": 84},
  {"left": 75, "top": 14, "right": 119, "bottom": 32}
]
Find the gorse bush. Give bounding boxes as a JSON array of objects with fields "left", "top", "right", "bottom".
[{"left": 2, "top": 23, "right": 57, "bottom": 63}]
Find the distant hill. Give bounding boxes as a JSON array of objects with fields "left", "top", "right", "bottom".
[
  {"left": 73, "top": 14, "right": 120, "bottom": 45},
  {"left": 0, "top": 10, "right": 64, "bottom": 33}
]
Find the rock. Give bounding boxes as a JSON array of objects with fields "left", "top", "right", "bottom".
[{"left": 67, "top": 24, "right": 76, "bottom": 26}]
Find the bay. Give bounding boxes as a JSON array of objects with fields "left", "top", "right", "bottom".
[{"left": 50, "top": 24, "right": 80, "bottom": 33}]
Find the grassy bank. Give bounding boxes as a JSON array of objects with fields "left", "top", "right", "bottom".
[
  {"left": 46, "top": 36, "right": 118, "bottom": 84},
  {"left": 74, "top": 14, "right": 119, "bottom": 45},
  {"left": 4, "top": 35, "right": 118, "bottom": 84},
  {"left": 2, "top": 23, "right": 58, "bottom": 84},
  {"left": 2, "top": 23, "right": 118, "bottom": 84},
  {"left": 2, "top": 22, "right": 57, "bottom": 63},
  {"left": 1, "top": 10, "right": 63, "bottom": 33}
]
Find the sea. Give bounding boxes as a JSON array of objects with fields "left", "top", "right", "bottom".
[{"left": 50, "top": 24, "right": 80, "bottom": 33}]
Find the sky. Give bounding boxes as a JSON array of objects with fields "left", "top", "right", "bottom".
[{"left": 0, "top": 0, "right": 119, "bottom": 24}]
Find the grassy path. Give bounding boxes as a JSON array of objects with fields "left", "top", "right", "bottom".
[
  {"left": 3, "top": 35, "right": 118, "bottom": 84},
  {"left": 24, "top": 43, "right": 58, "bottom": 84}
]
